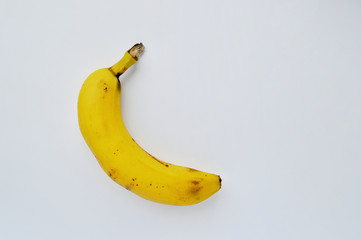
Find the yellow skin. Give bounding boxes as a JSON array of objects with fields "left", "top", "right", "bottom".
[{"left": 78, "top": 45, "right": 221, "bottom": 205}]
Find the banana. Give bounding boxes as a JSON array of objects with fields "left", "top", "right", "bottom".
[{"left": 78, "top": 43, "right": 221, "bottom": 205}]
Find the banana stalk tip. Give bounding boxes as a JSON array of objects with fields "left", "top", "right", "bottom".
[{"left": 129, "top": 43, "right": 145, "bottom": 60}]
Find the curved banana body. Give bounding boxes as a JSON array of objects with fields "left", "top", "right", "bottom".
[{"left": 78, "top": 44, "right": 221, "bottom": 205}]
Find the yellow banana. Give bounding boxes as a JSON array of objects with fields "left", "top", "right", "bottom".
[{"left": 78, "top": 43, "right": 221, "bottom": 205}]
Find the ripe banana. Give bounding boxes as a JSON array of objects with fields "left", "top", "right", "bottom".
[{"left": 78, "top": 43, "right": 221, "bottom": 205}]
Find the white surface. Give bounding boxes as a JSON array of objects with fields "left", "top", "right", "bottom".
[{"left": 1, "top": 0, "right": 361, "bottom": 239}]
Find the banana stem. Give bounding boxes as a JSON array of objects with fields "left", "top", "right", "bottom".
[
  {"left": 109, "top": 43, "right": 144, "bottom": 77},
  {"left": 128, "top": 43, "right": 145, "bottom": 60}
]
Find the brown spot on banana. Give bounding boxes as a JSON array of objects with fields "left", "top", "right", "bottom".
[
  {"left": 191, "top": 180, "right": 200, "bottom": 185},
  {"left": 108, "top": 169, "right": 117, "bottom": 180},
  {"left": 125, "top": 184, "right": 133, "bottom": 191},
  {"left": 190, "top": 186, "right": 203, "bottom": 195}
]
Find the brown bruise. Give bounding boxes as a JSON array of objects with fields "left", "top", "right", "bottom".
[
  {"left": 190, "top": 186, "right": 203, "bottom": 195},
  {"left": 108, "top": 169, "right": 117, "bottom": 180},
  {"left": 103, "top": 82, "right": 108, "bottom": 92},
  {"left": 125, "top": 184, "right": 133, "bottom": 191},
  {"left": 191, "top": 180, "right": 200, "bottom": 185}
]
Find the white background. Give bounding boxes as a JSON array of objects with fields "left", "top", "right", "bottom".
[{"left": 1, "top": 0, "right": 361, "bottom": 239}]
